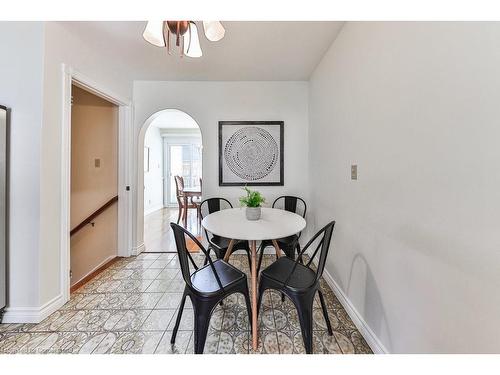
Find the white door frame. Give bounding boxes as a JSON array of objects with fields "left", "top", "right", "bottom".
[{"left": 60, "top": 64, "right": 133, "bottom": 303}]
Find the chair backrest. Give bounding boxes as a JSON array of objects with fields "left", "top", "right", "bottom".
[
  {"left": 284, "top": 220, "right": 335, "bottom": 286},
  {"left": 199, "top": 197, "right": 233, "bottom": 240},
  {"left": 170, "top": 222, "right": 224, "bottom": 292},
  {"left": 174, "top": 175, "right": 184, "bottom": 197},
  {"left": 200, "top": 197, "right": 233, "bottom": 219},
  {"left": 272, "top": 196, "right": 307, "bottom": 218}
]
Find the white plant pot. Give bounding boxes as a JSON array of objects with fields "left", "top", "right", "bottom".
[{"left": 246, "top": 206, "right": 261, "bottom": 221}]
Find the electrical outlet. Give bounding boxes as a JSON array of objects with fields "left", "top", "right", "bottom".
[
  {"left": 94, "top": 158, "right": 101, "bottom": 168},
  {"left": 351, "top": 164, "right": 358, "bottom": 180}
]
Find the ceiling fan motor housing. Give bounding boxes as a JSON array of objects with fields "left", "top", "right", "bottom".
[{"left": 166, "top": 21, "right": 190, "bottom": 35}]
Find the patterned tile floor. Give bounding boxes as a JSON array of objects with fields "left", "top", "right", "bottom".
[{"left": 0, "top": 253, "right": 372, "bottom": 354}]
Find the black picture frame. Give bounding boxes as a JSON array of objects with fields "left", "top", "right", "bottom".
[{"left": 219, "top": 121, "right": 284, "bottom": 186}]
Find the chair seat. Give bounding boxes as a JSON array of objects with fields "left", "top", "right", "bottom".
[
  {"left": 261, "top": 257, "right": 316, "bottom": 290},
  {"left": 210, "top": 235, "right": 246, "bottom": 250},
  {"left": 262, "top": 234, "right": 298, "bottom": 248},
  {"left": 191, "top": 259, "right": 246, "bottom": 293},
  {"left": 278, "top": 234, "right": 298, "bottom": 245}
]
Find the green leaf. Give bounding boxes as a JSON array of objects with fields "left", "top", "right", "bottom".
[{"left": 239, "top": 186, "right": 266, "bottom": 207}]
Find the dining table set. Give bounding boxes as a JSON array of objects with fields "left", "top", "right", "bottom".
[{"left": 169, "top": 195, "right": 336, "bottom": 354}]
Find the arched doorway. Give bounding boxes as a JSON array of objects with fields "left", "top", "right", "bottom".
[{"left": 136, "top": 109, "right": 203, "bottom": 253}]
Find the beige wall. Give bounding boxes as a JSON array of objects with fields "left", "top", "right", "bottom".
[{"left": 70, "top": 85, "right": 118, "bottom": 286}]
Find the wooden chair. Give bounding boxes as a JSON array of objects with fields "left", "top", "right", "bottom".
[
  {"left": 191, "top": 178, "right": 202, "bottom": 217},
  {"left": 174, "top": 175, "right": 200, "bottom": 225}
]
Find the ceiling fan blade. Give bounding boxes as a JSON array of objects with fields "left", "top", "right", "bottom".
[
  {"left": 202, "top": 21, "right": 225, "bottom": 42},
  {"left": 184, "top": 22, "right": 203, "bottom": 58},
  {"left": 143, "top": 21, "right": 166, "bottom": 47}
]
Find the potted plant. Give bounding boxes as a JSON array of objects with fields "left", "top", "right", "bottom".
[{"left": 239, "top": 186, "right": 266, "bottom": 220}]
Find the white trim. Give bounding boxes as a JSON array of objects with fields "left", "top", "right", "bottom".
[
  {"left": 70, "top": 255, "right": 116, "bottom": 287},
  {"left": 160, "top": 128, "right": 201, "bottom": 136},
  {"left": 2, "top": 294, "right": 64, "bottom": 324},
  {"left": 131, "top": 243, "right": 145, "bottom": 256},
  {"left": 144, "top": 204, "right": 164, "bottom": 217},
  {"left": 60, "top": 64, "right": 133, "bottom": 308},
  {"left": 70, "top": 71, "right": 130, "bottom": 106},
  {"left": 60, "top": 64, "right": 72, "bottom": 304},
  {"left": 117, "top": 104, "right": 133, "bottom": 258},
  {"left": 321, "top": 267, "right": 389, "bottom": 354}
]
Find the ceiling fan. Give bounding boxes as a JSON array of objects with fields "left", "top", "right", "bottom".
[{"left": 143, "top": 21, "right": 225, "bottom": 58}]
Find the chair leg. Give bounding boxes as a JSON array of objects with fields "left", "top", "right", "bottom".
[
  {"left": 203, "top": 248, "right": 211, "bottom": 266},
  {"left": 256, "top": 243, "right": 264, "bottom": 274},
  {"left": 318, "top": 289, "right": 333, "bottom": 335},
  {"left": 171, "top": 291, "right": 188, "bottom": 344},
  {"left": 193, "top": 300, "right": 217, "bottom": 354},
  {"left": 242, "top": 286, "right": 253, "bottom": 330},
  {"left": 257, "top": 279, "right": 268, "bottom": 317},
  {"left": 296, "top": 243, "right": 303, "bottom": 264},
  {"left": 291, "top": 293, "right": 315, "bottom": 354},
  {"left": 176, "top": 206, "right": 183, "bottom": 224},
  {"left": 246, "top": 249, "right": 252, "bottom": 271}
]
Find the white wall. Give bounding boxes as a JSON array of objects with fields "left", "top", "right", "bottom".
[
  {"left": 0, "top": 22, "right": 134, "bottom": 321},
  {"left": 309, "top": 22, "right": 500, "bottom": 353},
  {"left": 143, "top": 126, "right": 164, "bottom": 215},
  {"left": 133, "top": 81, "right": 310, "bottom": 251},
  {"left": 0, "top": 22, "right": 44, "bottom": 319},
  {"left": 38, "top": 22, "right": 132, "bottom": 317}
]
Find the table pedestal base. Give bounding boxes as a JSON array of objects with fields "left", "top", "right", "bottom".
[
  {"left": 250, "top": 240, "right": 258, "bottom": 351},
  {"left": 224, "top": 239, "right": 281, "bottom": 351}
]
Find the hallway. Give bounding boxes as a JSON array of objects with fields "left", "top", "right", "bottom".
[{"left": 144, "top": 208, "right": 201, "bottom": 253}]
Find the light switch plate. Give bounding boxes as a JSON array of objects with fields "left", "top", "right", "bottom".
[
  {"left": 94, "top": 158, "right": 101, "bottom": 168},
  {"left": 351, "top": 164, "right": 358, "bottom": 180}
]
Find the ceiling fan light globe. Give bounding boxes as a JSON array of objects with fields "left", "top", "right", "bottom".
[
  {"left": 184, "top": 22, "right": 203, "bottom": 58},
  {"left": 203, "top": 21, "right": 225, "bottom": 41},
  {"left": 143, "top": 21, "right": 166, "bottom": 47}
]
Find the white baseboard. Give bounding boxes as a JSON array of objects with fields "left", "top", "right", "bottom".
[
  {"left": 131, "top": 242, "right": 145, "bottom": 256},
  {"left": 70, "top": 254, "right": 116, "bottom": 287},
  {"left": 321, "top": 267, "right": 389, "bottom": 354},
  {"left": 144, "top": 204, "right": 164, "bottom": 216},
  {"left": 2, "top": 293, "right": 65, "bottom": 324}
]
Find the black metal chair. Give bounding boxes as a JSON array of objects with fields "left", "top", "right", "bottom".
[
  {"left": 257, "top": 220, "right": 335, "bottom": 354},
  {"left": 200, "top": 197, "right": 252, "bottom": 268},
  {"left": 169, "top": 223, "right": 252, "bottom": 354},
  {"left": 257, "top": 196, "right": 307, "bottom": 272}
]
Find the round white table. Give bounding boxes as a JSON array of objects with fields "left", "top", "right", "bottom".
[{"left": 201, "top": 207, "right": 306, "bottom": 350}]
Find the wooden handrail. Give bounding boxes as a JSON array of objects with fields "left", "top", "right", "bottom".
[{"left": 70, "top": 195, "right": 118, "bottom": 237}]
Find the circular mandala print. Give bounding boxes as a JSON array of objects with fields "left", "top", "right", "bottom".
[{"left": 224, "top": 127, "right": 279, "bottom": 181}]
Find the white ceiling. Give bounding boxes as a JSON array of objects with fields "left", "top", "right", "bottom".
[
  {"left": 150, "top": 109, "right": 199, "bottom": 129},
  {"left": 59, "top": 21, "right": 344, "bottom": 81}
]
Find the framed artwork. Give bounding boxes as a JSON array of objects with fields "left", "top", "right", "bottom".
[
  {"left": 219, "top": 121, "right": 284, "bottom": 186},
  {"left": 144, "top": 147, "right": 150, "bottom": 172}
]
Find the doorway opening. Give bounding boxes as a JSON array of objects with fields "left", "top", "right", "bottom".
[
  {"left": 69, "top": 84, "right": 119, "bottom": 291},
  {"left": 142, "top": 109, "right": 203, "bottom": 253}
]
